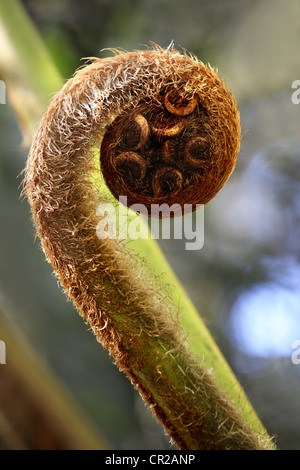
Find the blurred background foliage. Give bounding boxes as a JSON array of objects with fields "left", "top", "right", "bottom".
[{"left": 0, "top": 0, "right": 300, "bottom": 450}]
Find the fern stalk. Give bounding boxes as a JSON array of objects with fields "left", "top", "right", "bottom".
[{"left": 0, "top": 0, "right": 275, "bottom": 450}]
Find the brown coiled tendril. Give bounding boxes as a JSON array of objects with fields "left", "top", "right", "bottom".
[{"left": 100, "top": 57, "right": 240, "bottom": 215}]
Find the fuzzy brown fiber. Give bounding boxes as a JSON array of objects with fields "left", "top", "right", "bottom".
[
  {"left": 99, "top": 48, "right": 241, "bottom": 214},
  {"left": 24, "top": 47, "right": 273, "bottom": 450}
]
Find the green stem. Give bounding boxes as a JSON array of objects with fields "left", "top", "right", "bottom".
[
  {"left": 0, "top": 0, "right": 62, "bottom": 142},
  {"left": 0, "top": 311, "right": 109, "bottom": 449}
]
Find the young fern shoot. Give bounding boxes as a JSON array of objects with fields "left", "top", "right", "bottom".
[{"left": 24, "top": 46, "right": 274, "bottom": 450}]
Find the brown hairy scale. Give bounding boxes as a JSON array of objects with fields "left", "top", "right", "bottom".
[
  {"left": 24, "top": 47, "right": 273, "bottom": 450},
  {"left": 100, "top": 71, "right": 240, "bottom": 214}
]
